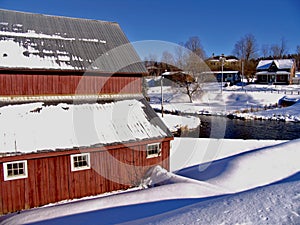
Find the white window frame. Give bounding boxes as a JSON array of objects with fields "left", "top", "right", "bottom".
[
  {"left": 70, "top": 153, "right": 91, "bottom": 172},
  {"left": 146, "top": 143, "right": 161, "bottom": 158},
  {"left": 3, "top": 160, "right": 28, "bottom": 181}
]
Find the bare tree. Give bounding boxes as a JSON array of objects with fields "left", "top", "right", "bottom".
[
  {"left": 167, "top": 37, "right": 208, "bottom": 103},
  {"left": 270, "top": 38, "right": 288, "bottom": 58},
  {"left": 161, "top": 51, "right": 175, "bottom": 66},
  {"left": 144, "top": 53, "right": 158, "bottom": 66},
  {"left": 295, "top": 45, "right": 300, "bottom": 71},
  {"left": 232, "top": 34, "right": 258, "bottom": 79},
  {"left": 233, "top": 33, "right": 258, "bottom": 61},
  {"left": 270, "top": 44, "right": 281, "bottom": 58},
  {"left": 297, "top": 45, "right": 300, "bottom": 55},
  {"left": 261, "top": 44, "right": 270, "bottom": 58},
  {"left": 174, "top": 44, "right": 187, "bottom": 69},
  {"left": 184, "top": 36, "right": 206, "bottom": 59}
]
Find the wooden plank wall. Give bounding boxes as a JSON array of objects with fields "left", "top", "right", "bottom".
[
  {"left": 0, "top": 74, "right": 142, "bottom": 96},
  {"left": 0, "top": 140, "right": 170, "bottom": 214}
]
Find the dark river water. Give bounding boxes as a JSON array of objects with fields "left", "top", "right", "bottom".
[{"left": 182, "top": 115, "right": 300, "bottom": 140}]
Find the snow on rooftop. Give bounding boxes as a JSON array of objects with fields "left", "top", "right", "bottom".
[
  {"left": 274, "top": 59, "right": 294, "bottom": 69},
  {"left": 256, "top": 60, "right": 273, "bottom": 70},
  {"left": 257, "top": 59, "right": 294, "bottom": 70},
  {"left": 0, "top": 39, "right": 74, "bottom": 69},
  {"left": 0, "top": 99, "right": 168, "bottom": 153}
]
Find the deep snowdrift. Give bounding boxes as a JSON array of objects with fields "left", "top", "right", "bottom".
[{"left": 1, "top": 138, "right": 299, "bottom": 225}]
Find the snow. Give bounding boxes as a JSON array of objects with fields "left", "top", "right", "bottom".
[
  {"left": 0, "top": 30, "right": 106, "bottom": 69},
  {"left": 157, "top": 113, "right": 200, "bottom": 133},
  {"left": 256, "top": 59, "right": 294, "bottom": 70},
  {"left": 170, "top": 138, "right": 286, "bottom": 171},
  {"left": 1, "top": 138, "right": 299, "bottom": 224},
  {"left": 0, "top": 100, "right": 167, "bottom": 153},
  {"left": 256, "top": 60, "right": 273, "bottom": 70},
  {"left": 232, "top": 97, "right": 300, "bottom": 122},
  {"left": 0, "top": 40, "right": 74, "bottom": 69},
  {"left": 1, "top": 82, "right": 300, "bottom": 224},
  {"left": 148, "top": 82, "right": 300, "bottom": 122},
  {"left": 0, "top": 30, "right": 76, "bottom": 41}
]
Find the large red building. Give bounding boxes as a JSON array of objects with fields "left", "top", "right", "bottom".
[{"left": 0, "top": 9, "right": 173, "bottom": 215}]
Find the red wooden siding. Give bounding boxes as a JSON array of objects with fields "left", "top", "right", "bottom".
[
  {"left": 0, "top": 74, "right": 142, "bottom": 96},
  {"left": 0, "top": 140, "right": 171, "bottom": 215}
]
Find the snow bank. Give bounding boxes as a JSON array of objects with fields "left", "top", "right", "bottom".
[
  {"left": 132, "top": 180, "right": 300, "bottom": 225},
  {"left": 177, "top": 139, "right": 300, "bottom": 193},
  {"left": 170, "top": 138, "right": 286, "bottom": 171},
  {"left": 157, "top": 113, "right": 200, "bottom": 133},
  {"left": 234, "top": 101, "right": 300, "bottom": 122}
]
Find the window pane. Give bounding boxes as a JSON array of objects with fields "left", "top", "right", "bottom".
[
  {"left": 8, "top": 170, "right": 13, "bottom": 176},
  {"left": 19, "top": 169, "right": 24, "bottom": 175},
  {"left": 72, "top": 154, "right": 89, "bottom": 170}
]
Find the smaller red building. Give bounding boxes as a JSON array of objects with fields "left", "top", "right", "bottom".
[{"left": 0, "top": 9, "right": 173, "bottom": 215}]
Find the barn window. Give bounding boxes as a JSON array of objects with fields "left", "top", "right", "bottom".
[
  {"left": 146, "top": 143, "right": 161, "bottom": 158},
  {"left": 71, "top": 153, "right": 90, "bottom": 171},
  {"left": 3, "top": 160, "right": 28, "bottom": 181}
]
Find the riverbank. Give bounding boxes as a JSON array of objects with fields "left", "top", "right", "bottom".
[{"left": 149, "top": 83, "right": 300, "bottom": 126}]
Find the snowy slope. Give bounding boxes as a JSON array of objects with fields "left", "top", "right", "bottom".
[
  {"left": 130, "top": 180, "right": 300, "bottom": 225},
  {"left": 176, "top": 138, "right": 300, "bottom": 193}
]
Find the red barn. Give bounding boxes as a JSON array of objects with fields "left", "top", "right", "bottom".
[{"left": 0, "top": 9, "right": 173, "bottom": 215}]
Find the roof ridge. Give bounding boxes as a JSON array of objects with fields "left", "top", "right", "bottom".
[{"left": 0, "top": 8, "right": 118, "bottom": 25}]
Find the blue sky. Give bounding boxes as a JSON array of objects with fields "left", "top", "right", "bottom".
[{"left": 1, "top": 0, "right": 299, "bottom": 58}]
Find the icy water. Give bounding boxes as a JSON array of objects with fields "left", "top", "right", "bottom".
[{"left": 183, "top": 115, "right": 300, "bottom": 140}]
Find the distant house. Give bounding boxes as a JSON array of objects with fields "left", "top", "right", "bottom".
[
  {"left": 206, "top": 54, "right": 240, "bottom": 71},
  {"left": 255, "top": 59, "right": 296, "bottom": 84},
  {"left": 162, "top": 71, "right": 195, "bottom": 86},
  {"left": 200, "top": 71, "right": 241, "bottom": 85},
  {"left": 206, "top": 54, "right": 239, "bottom": 66},
  {"left": 0, "top": 9, "right": 173, "bottom": 215}
]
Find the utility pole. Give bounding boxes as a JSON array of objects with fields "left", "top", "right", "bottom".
[
  {"left": 160, "top": 74, "right": 164, "bottom": 117},
  {"left": 242, "top": 59, "right": 244, "bottom": 90},
  {"left": 219, "top": 54, "right": 225, "bottom": 93}
]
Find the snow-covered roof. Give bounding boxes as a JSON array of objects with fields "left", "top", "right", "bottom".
[
  {"left": 256, "top": 71, "right": 290, "bottom": 75},
  {"left": 257, "top": 59, "right": 294, "bottom": 70},
  {"left": 256, "top": 60, "right": 273, "bottom": 70},
  {"left": 0, "top": 9, "right": 147, "bottom": 73},
  {"left": 0, "top": 99, "right": 172, "bottom": 154},
  {"left": 202, "top": 71, "right": 240, "bottom": 74},
  {"left": 161, "top": 71, "right": 187, "bottom": 76}
]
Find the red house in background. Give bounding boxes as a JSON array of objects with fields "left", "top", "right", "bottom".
[{"left": 0, "top": 9, "right": 173, "bottom": 215}]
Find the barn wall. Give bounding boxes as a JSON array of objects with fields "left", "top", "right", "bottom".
[
  {"left": 0, "top": 74, "right": 142, "bottom": 96},
  {"left": 0, "top": 140, "right": 170, "bottom": 214}
]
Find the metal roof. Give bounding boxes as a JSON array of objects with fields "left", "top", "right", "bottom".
[
  {"left": 0, "top": 9, "right": 147, "bottom": 73},
  {"left": 0, "top": 98, "right": 172, "bottom": 154},
  {"left": 257, "top": 59, "right": 294, "bottom": 71}
]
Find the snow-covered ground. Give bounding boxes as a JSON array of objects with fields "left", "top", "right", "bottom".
[
  {"left": 1, "top": 138, "right": 299, "bottom": 225},
  {"left": 156, "top": 113, "right": 200, "bottom": 133},
  {"left": 1, "top": 82, "right": 300, "bottom": 224},
  {"left": 148, "top": 82, "right": 300, "bottom": 124}
]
